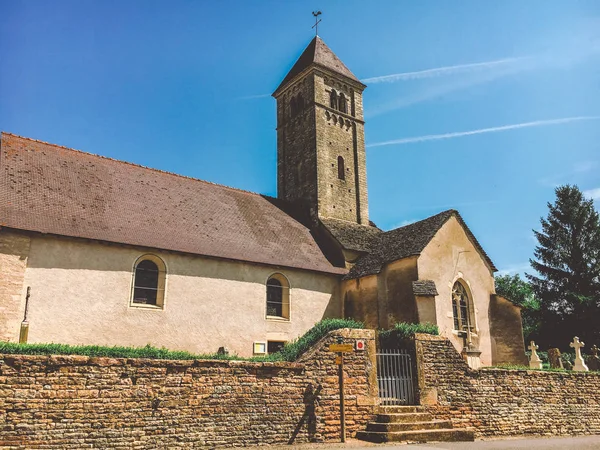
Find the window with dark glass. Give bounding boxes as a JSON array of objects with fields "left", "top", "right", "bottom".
[
  {"left": 337, "top": 156, "right": 345, "bottom": 180},
  {"left": 267, "top": 341, "right": 286, "bottom": 354},
  {"left": 330, "top": 89, "right": 338, "bottom": 109},
  {"left": 339, "top": 93, "right": 348, "bottom": 114},
  {"left": 452, "top": 281, "right": 474, "bottom": 331},
  {"left": 266, "top": 278, "right": 283, "bottom": 317},
  {"left": 266, "top": 274, "right": 290, "bottom": 319},
  {"left": 133, "top": 260, "right": 160, "bottom": 305}
]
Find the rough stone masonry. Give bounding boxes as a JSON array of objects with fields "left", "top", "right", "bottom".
[
  {"left": 0, "top": 329, "right": 377, "bottom": 449},
  {"left": 414, "top": 333, "right": 600, "bottom": 438}
]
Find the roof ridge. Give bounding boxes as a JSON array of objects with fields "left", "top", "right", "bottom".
[
  {"left": 1, "top": 132, "right": 263, "bottom": 198},
  {"left": 384, "top": 209, "right": 455, "bottom": 234}
]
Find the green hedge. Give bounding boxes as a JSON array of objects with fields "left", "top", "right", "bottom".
[
  {"left": 257, "top": 318, "right": 364, "bottom": 362},
  {"left": 379, "top": 322, "right": 439, "bottom": 340},
  {"left": 0, "top": 342, "right": 239, "bottom": 361},
  {"left": 0, "top": 318, "right": 364, "bottom": 362}
]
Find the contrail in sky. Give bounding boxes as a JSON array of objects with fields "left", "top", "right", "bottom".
[
  {"left": 362, "top": 57, "right": 530, "bottom": 84},
  {"left": 367, "top": 116, "right": 600, "bottom": 148}
]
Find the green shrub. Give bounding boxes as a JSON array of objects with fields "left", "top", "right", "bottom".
[
  {"left": 257, "top": 318, "right": 364, "bottom": 362},
  {"left": 0, "top": 318, "right": 364, "bottom": 363},
  {"left": 379, "top": 322, "right": 439, "bottom": 340},
  {"left": 0, "top": 342, "right": 239, "bottom": 361}
]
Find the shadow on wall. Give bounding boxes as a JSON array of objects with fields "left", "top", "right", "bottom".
[{"left": 289, "top": 382, "right": 322, "bottom": 444}]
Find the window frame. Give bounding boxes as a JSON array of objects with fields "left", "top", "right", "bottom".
[
  {"left": 130, "top": 254, "right": 167, "bottom": 310},
  {"left": 451, "top": 280, "right": 476, "bottom": 334},
  {"left": 265, "top": 273, "right": 291, "bottom": 321},
  {"left": 337, "top": 156, "right": 346, "bottom": 180}
]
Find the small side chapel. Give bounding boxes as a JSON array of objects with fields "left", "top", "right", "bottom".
[{"left": 0, "top": 36, "right": 527, "bottom": 365}]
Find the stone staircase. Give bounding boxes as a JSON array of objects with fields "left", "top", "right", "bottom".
[{"left": 356, "top": 405, "right": 474, "bottom": 443}]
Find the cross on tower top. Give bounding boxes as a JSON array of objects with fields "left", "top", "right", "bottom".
[{"left": 312, "top": 11, "right": 322, "bottom": 36}]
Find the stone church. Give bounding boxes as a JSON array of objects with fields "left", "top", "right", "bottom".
[{"left": 0, "top": 37, "right": 526, "bottom": 365}]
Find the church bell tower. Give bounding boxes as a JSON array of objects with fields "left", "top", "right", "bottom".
[{"left": 272, "top": 36, "right": 369, "bottom": 225}]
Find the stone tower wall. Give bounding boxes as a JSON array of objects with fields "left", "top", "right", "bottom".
[
  {"left": 314, "top": 73, "right": 368, "bottom": 224},
  {"left": 276, "top": 75, "right": 318, "bottom": 219},
  {"left": 276, "top": 69, "right": 369, "bottom": 225}
]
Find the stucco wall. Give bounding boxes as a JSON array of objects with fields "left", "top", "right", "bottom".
[
  {"left": 382, "top": 257, "right": 419, "bottom": 328},
  {"left": 15, "top": 233, "right": 340, "bottom": 356},
  {"left": 342, "top": 275, "right": 379, "bottom": 328},
  {"left": 418, "top": 216, "right": 496, "bottom": 366},
  {"left": 0, "top": 229, "right": 31, "bottom": 341}
]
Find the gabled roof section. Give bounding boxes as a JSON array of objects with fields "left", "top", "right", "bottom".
[
  {"left": 413, "top": 280, "right": 439, "bottom": 297},
  {"left": 273, "top": 36, "right": 362, "bottom": 95},
  {"left": 320, "top": 218, "right": 381, "bottom": 253},
  {"left": 345, "top": 210, "right": 496, "bottom": 279},
  {"left": 0, "top": 133, "right": 347, "bottom": 275}
]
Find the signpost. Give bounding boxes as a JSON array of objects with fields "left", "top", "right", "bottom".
[{"left": 329, "top": 338, "right": 354, "bottom": 443}]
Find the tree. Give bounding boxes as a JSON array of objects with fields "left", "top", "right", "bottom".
[
  {"left": 527, "top": 185, "right": 600, "bottom": 349},
  {"left": 494, "top": 274, "right": 540, "bottom": 344}
]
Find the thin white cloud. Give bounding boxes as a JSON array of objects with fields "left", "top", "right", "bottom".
[
  {"left": 367, "top": 116, "right": 600, "bottom": 148},
  {"left": 538, "top": 161, "right": 598, "bottom": 187},
  {"left": 361, "top": 57, "right": 529, "bottom": 84},
  {"left": 497, "top": 263, "right": 531, "bottom": 277},
  {"left": 584, "top": 188, "right": 600, "bottom": 201}
]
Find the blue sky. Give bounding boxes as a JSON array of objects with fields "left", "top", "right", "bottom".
[{"left": 1, "top": 1, "right": 599, "bottom": 276}]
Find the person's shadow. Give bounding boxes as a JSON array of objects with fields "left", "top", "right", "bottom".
[{"left": 288, "top": 383, "right": 322, "bottom": 444}]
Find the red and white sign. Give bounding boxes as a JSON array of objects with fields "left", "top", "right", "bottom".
[{"left": 355, "top": 340, "right": 366, "bottom": 351}]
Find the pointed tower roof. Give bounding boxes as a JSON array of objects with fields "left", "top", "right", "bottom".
[{"left": 273, "top": 36, "right": 363, "bottom": 95}]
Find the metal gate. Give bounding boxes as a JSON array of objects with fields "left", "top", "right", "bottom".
[{"left": 376, "top": 349, "right": 416, "bottom": 405}]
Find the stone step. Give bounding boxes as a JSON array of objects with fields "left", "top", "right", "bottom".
[
  {"left": 356, "top": 428, "right": 475, "bottom": 443},
  {"left": 367, "top": 420, "right": 453, "bottom": 433},
  {"left": 375, "top": 412, "right": 433, "bottom": 423},
  {"left": 378, "top": 405, "right": 423, "bottom": 414}
]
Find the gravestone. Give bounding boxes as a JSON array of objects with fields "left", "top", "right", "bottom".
[
  {"left": 570, "top": 337, "right": 589, "bottom": 372},
  {"left": 547, "top": 348, "right": 563, "bottom": 369},
  {"left": 587, "top": 345, "right": 600, "bottom": 372},
  {"left": 528, "top": 341, "right": 543, "bottom": 369}
]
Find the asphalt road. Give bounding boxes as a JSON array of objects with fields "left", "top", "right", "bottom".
[{"left": 260, "top": 436, "right": 600, "bottom": 450}]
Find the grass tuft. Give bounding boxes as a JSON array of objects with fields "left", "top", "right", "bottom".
[
  {"left": 379, "top": 322, "right": 439, "bottom": 340},
  {"left": 0, "top": 318, "right": 365, "bottom": 363},
  {"left": 0, "top": 342, "right": 240, "bottom": 361},
  {"left": 254, "top": 318, "right": 364, "bottom": 362}
]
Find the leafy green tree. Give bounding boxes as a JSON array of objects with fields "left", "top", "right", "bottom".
[
  {"left": 526, "top": 185, "right": 600, "bottom": 349},
  {"left": 495, "top": 273, "right": 540, "bottom": 343}
]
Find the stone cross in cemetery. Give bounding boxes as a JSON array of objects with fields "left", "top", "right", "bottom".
[
  {"left": 587, "top": 344, "right": 600, "bottom": 372},
  {"left": 528, "top": 341, "right": 543, "bottom": 369},
  {"left": 570, "top": 336, "right": 589, "bottom": 372}
]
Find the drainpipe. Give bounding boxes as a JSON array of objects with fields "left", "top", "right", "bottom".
[{"left": 19, "top": 286, "right": 31, "bottom": 344}]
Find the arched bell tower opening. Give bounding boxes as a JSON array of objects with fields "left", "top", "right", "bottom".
[{"left": 272, "top": 36, "right": 369, "bottom": 226}]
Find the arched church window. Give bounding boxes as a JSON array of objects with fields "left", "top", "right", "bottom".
[
  {"left": 131, "top": 255, "right": 166, "bottom": 308},
  {"left": 337, "top": 156, "right": 345, "bottom": 180},
  {"left": 266, "top": 273, "right": 290, "bottom": 319},
  {"left": 330, "top": 90, "right": 338, "bottom": 110},
  {"left": 339, "top": 93, "right": 348, "bottom": 114},
  {"left": 452, "top": 281, "right": 474, "bottom": 332}
]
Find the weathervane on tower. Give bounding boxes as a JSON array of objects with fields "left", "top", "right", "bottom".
[{"left": 312, "top": 11, "right": 322, "bottom": 36}]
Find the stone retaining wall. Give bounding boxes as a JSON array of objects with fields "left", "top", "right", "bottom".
[
  {"left": 414, "top": 333, "right": 600, "bottom": 437},
  {"left": 0, "top": 329, "right": 377, "bottom": 449}
]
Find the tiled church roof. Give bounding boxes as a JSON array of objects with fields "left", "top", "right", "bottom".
[
  {"left": 273, "top": 36, "right": 363, "bottom": 95},
  {"left": 412, "top": 280, "right": 439, "bottom": 296},
  {"left": 346, "top": 210, "right": 497, "bottom": 279},
  {"left": 320, "top": 217, "right": 381, "bottom": 253},
  {"left": 0, "top": 133, "right": 346, "bottom": 275}
]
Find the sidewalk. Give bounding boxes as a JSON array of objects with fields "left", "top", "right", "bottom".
[{"left": 251, "top": 435, "right": 600, "bottom": 450}]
